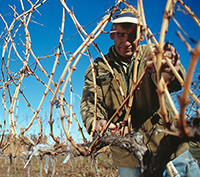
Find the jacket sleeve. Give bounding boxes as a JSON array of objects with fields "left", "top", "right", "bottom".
[
  {"left": 167, "top": 64, "right": 186, "bottom": 92},
  {"left": 80, "top": 62, "right": 108, "bottom": 134},
  {"left": 151, "top": 63, "right": 186, "bottom": 93},
  {"left": 139, "top": 45, "right": 186, "bottom": 93}
]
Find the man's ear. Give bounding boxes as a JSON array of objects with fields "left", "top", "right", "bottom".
[{"left": 110, "top": 33, "right": 114, "bottom": 40}]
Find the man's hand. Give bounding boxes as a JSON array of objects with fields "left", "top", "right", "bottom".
[
  {"left": 145, "top": 43, "right": 181, "bottom": 83},
  {"left": 95, "top": 120, "right": 116, "bottom": 133},
  {"left": 95, "top": 120, "right": 130, "bottom": 136}
]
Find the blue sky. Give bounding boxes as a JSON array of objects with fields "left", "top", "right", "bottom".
[{"left": 0, "top": 0, "right": 199, "bottom": 142}]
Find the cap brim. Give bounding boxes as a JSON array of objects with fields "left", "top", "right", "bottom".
[{"left": 112, "top": 17, "right": 142, "bottom": 25}]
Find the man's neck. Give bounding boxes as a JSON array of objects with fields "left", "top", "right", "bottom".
[{"left": 113, "top": 47, "right": 133, "bottom": 64}]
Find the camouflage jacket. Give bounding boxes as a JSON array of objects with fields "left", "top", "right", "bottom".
[{"left": 80, "top": 45, "right": 188, "bottom": 167}]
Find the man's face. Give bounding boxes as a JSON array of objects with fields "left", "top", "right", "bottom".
[{"left": 112, "top": 24, "right": 138, "bottom": 58}]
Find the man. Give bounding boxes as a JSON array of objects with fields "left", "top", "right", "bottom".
[{"left": 80, "top": 7, "right": 200, "bottom": 177}]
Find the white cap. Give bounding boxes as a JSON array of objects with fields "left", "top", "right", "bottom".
[{"left": 112, "top": 7, "right": 141, "bottom": 24}]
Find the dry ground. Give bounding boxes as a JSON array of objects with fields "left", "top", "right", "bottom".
[
  {"left": 0, "top": 153, "right": 119, "bottom": 177},
  {"left": 0, "top": 146, "right": 199, "bottom": 177}
]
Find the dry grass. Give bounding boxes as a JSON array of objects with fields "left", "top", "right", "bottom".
[
  {"left": 189, "top": 144, "right": 200, "bottom": 166},
  {"left": 0, "top": 144, "right": 199, "bottom": 177},
  {"left": 0, "top": 153, "right": 119, "bottom": 177}
]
